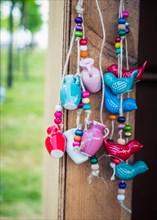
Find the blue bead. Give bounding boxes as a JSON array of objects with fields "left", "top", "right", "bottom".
[
  {"left": 75, "top": 130, "right": 83, "bottom": 136},
  {"left": 119, "top": 182, "right": 127, "bottom": 189},
  {"left": 117, "top": 116, "right": 126, "bottom": 123},
  {"left": 118, "top": 18, "right": 126, "bottom": 24},
  {"left": 83, "top": 103, "right": 91, "bottom": 110},
  {"left": 116, "top": 48, "right": 124, "bottom": 55}
]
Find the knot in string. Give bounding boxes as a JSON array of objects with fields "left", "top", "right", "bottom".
[{"left": 76, "top": 0, "right": 84, "bottom": 15}]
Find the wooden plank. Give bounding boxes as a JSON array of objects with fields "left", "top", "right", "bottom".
[
  {"left": 43, "top": 1, "right": 64, "bottom": 219},
  {"left": 59, "top": 0, "right": 140, "bottom": 220}
]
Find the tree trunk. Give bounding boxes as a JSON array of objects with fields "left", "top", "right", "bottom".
[{"left": 7, "top": 2, "right": 14, "bottom": 88}]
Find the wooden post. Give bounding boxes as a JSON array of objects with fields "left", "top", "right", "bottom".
[{"left": 59, "top": 1, "right": 140, "bottom": 220}]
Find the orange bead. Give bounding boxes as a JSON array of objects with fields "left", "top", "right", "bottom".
[
  {"left": 74, "top": 135, "right": 82, "bottom": 142},
  {"left": 80, "top": 51, "right": 88, "bottom": 58},
  {"left": 108, "top": 114, "right": 117, "bottom": 120}
]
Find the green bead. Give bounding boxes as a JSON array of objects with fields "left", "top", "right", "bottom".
[
  {"left": 124, "top": 124, "right": 131, "bottom": 132},
  {"left": 83, "top": 103, "right": 91, "bottom": 110},
  {"left": 74, "top": 31, "right": 83, "bottom": 38},
  {"left": 118, "top": 30, "right": 126, "bottom": 36},
  {"left": 90, "top": 156, "right": 98, "bottom": 164},
  {"left": 116, "top": 48, "right": 124, "bottom": 55}
]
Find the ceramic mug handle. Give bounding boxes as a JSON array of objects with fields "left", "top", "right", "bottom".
[{"left": 103, "top": 127, "right": 109, "bottom": 139}]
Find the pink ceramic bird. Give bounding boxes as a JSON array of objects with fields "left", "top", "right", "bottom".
[
  {"left": 104, "top": 139, "right": 143, "bottom": 161},
  {"left": 106, "top": 60, "right": 147, "bottom": 82}
]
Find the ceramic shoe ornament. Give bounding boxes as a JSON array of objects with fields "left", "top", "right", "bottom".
[
  {"left": 63, "top": 128, "right": 88, "bottom": 164},
  {"left": 81, "top": 120, "right": 109, "bottom": 156},
  {"left": 115, "top": 161, "right": 148, "bottom": 180},
  {"left": 104, "top": 139, "right": 143, "bottom": 161},
  {"left": 104, "top": 86, "right": 138, "bottom": 114},
  {"left": 106, "top": 60, "right": 147, "bottom": 82},
  {"left": 45, "top": 125, "right": 66, "bottom": 159},
  {"left": 80, "top": 58, "right": 101, "bottom": 93},
  {"left": 103, "top": 70, "right": 138, "bottom": 95},
  {"left": 60, "top": 75, "right": 81, "bottom": 110}
]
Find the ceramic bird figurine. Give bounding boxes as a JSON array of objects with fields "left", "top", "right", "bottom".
[
  {"left": 104, "top": 86, "right": 138, "bottom": 114},
  {"left": 104, "top": 70, "right": 138, "bottom": 95},
  {"left": 106, "top": 61, "right": 147, "bottom": 82},
  {"left": 115, "top": 161, "right": 149, "bottom": 180},
  {"left": 104, "top": 139, "right": 143, "bottom": 161}
]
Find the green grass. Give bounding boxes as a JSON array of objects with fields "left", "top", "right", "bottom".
[{"left": 0, "top": 48, "right": 46, "bottom": 219}]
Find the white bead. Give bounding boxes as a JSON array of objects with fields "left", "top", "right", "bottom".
[
  {"left": 117, "top": 138, "right": 126, "bottom": 145},
  {"left": 92, "top": 170, "right": 99, "bottom": 176},
  {"left": 80, "top": 45, "right": 88, "bottom": 51},
  {"left": 55, "top": 104, "right": 63, "bottom": 112},
  {"left": 110, "top": 162, "right": 115, "bottom": 169},
  {"left": 117, "top": 194, "right": 125, "bottom": 201},
  {"left": 118, "top": 24, "right": 126, "bottom": 30},
  {"left": 118, "top": 189, "right": 125, "bottom": 194},
  {"left": 91, "top": 164, "right": 99, "bottom": 170},
  {"left": 82, "top": 98, "right": 90, "bottom": 104}
]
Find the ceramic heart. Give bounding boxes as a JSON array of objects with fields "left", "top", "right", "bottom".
[{"left": 63, "top": 128, "right": 88, "bottom": 164}]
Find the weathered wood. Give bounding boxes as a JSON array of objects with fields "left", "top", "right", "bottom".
[{"left": 59, "top": 1, "right": 140, "bottom": 220}]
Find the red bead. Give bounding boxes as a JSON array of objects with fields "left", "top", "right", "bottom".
[
  {"left": 47, "top": 126, "right": 57, "bottom": 134},
  {"left": 115, "top": 36, "right": 121, "bottom": 42},
  {"left": 112, "top": 158, "right": 121, "bottom": 165},
  {"left": 80, "top": 38, "right": 88, "bottom": 45},
  {"left": 54, "top": 118, "right": 62, "bottom": 124},
  {"left": 82, "top": 90, "right": 90, "bottom": 98},
  {"left": 78, "top": 102, "right": 83, "bottom": 108},
  {"left": 54, "top": 111, "right": 62, "bottom": 118}
]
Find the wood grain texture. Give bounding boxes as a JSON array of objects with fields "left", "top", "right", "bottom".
[{"left": 60, "top": 1, "right": 140, "bottom": 219}]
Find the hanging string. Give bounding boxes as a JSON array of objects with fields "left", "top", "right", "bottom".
[
  {"left": 109, "top": 120, "right": 115, "bottom": 140},
  {"left": 95, "top": 0, "right": 106, "bottom": 125}
]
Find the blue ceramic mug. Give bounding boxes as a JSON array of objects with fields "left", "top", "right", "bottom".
[{"left": 60, "top": 75, "right": 81, "bottom": 110}]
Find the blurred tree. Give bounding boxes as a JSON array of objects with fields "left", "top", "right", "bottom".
[{"left": 1, "top": 0, "right": 43, "bottom": 87}]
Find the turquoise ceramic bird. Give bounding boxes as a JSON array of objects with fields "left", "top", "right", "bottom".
[
  {"left": 115, "top": 161, "right": 148, "bottom": 180},
  {"left": 104, "top": 86, "right": 138, "bottom": 114},
  {"left": 104, "top": 70, "right": 138, "bottom": 95}
]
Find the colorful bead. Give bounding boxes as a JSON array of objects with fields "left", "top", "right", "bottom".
[
  {"left": 54, "top": 111, "right": 62, "bottom": 118},
  {"left": 118, "top": 189, "right": 125, "bottom": 194},
  {"left": 80, "top": 45, "right": 88, "bottom": 51},
  {"left": 75, "top": 31, "right": 83, "bottom": 38},
  {"left": 83, "top": 103, "right": 91, "bottom": 110},
  {"left": 115, "top": 42, "right": 121, "bottom": 49},
  {"left": 112, "top": 158, "right": 121, "bottom": 165},
  {"left": 118, "top": 18, "right": 126, "bottom": 24},
  {"left": 117, "top": 116, "right": 126, "bottom": 123},
  {"left": 117, "top": 138, "right": 126, "bottom": 145},
  {"left": 124, "top": 132, "right": 132, "bottom": 137},
  {"left": 55, "top": 104, "right": 63, "bottom": 112},
  {"left": 54, "top": 117, "right": 62, "bottom": 124},
  {"left": 74, "top": 135, "right": 82, "bottom": 142},
  {"left": 116, "top": 48, "right": 124, "bottom": 55},
  {"left": 72, "top": 141, "right": 81, "bottom": 147},
  {"left": 82, "top": 90, "right": 90, "bottom": 98},
  {"left": 125, "top": 27, "right": 129, "bottom": 34},
  {"left": 118, "top": 123, "right": 125, "bottom": 129},
  {"left": 75, "top": 25, "right": 83, "bottom": 31},
  {"left": 80, "top": 38, "right": 88, "bottom": 45},
  {"left": 119, "top": 182, "right": 126, "bottom": 189},
  {"left": 108, "top": 114, "right": 117, "bottom": 120},
  {"left": 75, "top": 129, "right": 83, "bottom": 136},
  {"left": 90, "top": 156, "right": 98, "bottom": 164},
  {"left": 80, "top": 51, "right": 88, "bottom": 58},
  {"left": 78, "top": 102, "right": 83, "bottom": 108},
  {"left": 91, "top": 164, "right": 99, "bottom": 170},
  {"left": 124, "top": 124, "right": 131, "bottom": 132},
  {"left": 82, "top": 98, "right": 90, "bottom": 104},
  {"left": 125, "top": 22, "right": 129, "bottom": 26},
  {"left": 122, "top": 10, "right": 129, "bottom": 18},
  {"left": 117, "top": 194, "right": 125, "bottom": 201},
  {"left": 75, "top": 16, "right": 83, "bottom": 24},
  {"left": 118, "top": 24, "right": 126, "bottom": 30},
  {"left": 118, "top": 30, "right": 126, "bottom": 36},
  {"left": 115, "top": 36, "right": 121, "bottom": 42}
]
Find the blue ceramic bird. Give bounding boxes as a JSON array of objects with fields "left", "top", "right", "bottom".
[
  {"left": 104, "top": 86, "right": 138, "bottom": 114},
  {"left": 115, "top": 161, "right": 148, "bottom": 180},
  {"left": 104, "top": 70, "right": 138, "bottom": 95}
]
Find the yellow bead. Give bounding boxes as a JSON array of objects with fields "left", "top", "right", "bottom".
[
  {"left": 115, "top": 42, "right": 121, "bottom": 49},
  {"left": 82, "top": 98, "right": 90, "bottom": 104},
  {"left": 108, "top": 114, "right": 117, "bottom": 120}
]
